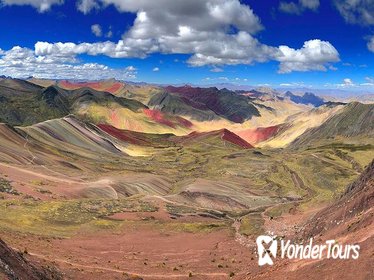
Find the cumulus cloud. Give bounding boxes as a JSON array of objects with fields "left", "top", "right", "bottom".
[
  {"left": 1, "top": 0, "right": 63, "bottom": 12},
  {"left": 24, "top": 37, "right": 340, "bottom": 75},
  {"left": 74, "top": 0, "right": 338, "bottom": 72},
  {"left": 186, "top": 31, "right": 279, "bottom": 66},
  {"left": 341, "top": 78, "right": 355, "bottom": 87},
  {"left": 71, "top": 0, "right": 276, "bottom": 66},
  {"left": 91, "top": 24, "right": 102, "bottom": 37},
  {"left": 152, "top": 67, "right": 159, "bottom": 72},
  {"left": 335, "top": 78, "right": 356, "bottom": 88},
  {"left": 100, "top": 0, "right": 263, "bottom": 33},
  {"left": 34, "top": 40, "right": 158, "bottom": 58},
  {"left": 0, "top": 0, "right": 340, "bottom": 76},
  {"left": 0, "top": 46, "right": 137, "bottom": 80},
  {"left": 276, "top": 39, "right": 340, "bottom": 73},
  {"left": 279, "top": 0, "right": 319, "bottom": 15},
  {"left": 334, "top": 0, "right": 374, "bottom": 25},
  {"left": 368, "top": 36, "right": 374, "bottom": 52}
]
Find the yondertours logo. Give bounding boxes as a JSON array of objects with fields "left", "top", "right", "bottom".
[
  {"left": 256, "top": 235, "right": 360, "bottom": 266},
  {"left": 256, "top": 235, "right": 278, "bottom": 266}
]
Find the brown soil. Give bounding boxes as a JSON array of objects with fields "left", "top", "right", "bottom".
[{"left": 2, "top": 225, "right": 256, "bottom": 280}]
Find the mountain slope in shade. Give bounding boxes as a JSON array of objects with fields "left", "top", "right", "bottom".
[
  {"left": 285, "top": 91, "right": 325, "bottom": 107},
  {"left": 28, "top": 78, "right": 163, "bottom": 105},
  {"left": 292, "top": 102, "right": 374, "bottom": 147},
  {"left": 148, "top": 91, "right": 221, "bottom": 122},
  {"left": 0, "top": 77, "right": 43, "bottom": 92},
  {"left": 97, "top": 123, "right": 173, "bottom": 147},
  {"left": 0, "top": 79, "right": 68, "bottom": 126},
  {"left": 149, "top": 85, "right": 260, "bottom": 123},
  {"left": 0, "top": 78, "right": 193, "bottom": 136},
  {"left": 0, "top": 78, "right": 147, "bottom": 126},
  {"left": 0, "top": 238, "right": 62, "bottom": 280}
]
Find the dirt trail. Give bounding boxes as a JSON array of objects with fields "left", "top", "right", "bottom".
[
  {"left": 0, "top": 162, "right": 85, "bottom": 184},
  {"left": 311, "top": 153, "right": 360, "bottom": 175},
  {"left": 25, "top": 251, "right": 228, "bottom": 279},
  {"left": 333, "top": 149, "right": 363, "bottom": 172},
  {"left": 282, "top": 164, "right": 314, "bottom": 198}
]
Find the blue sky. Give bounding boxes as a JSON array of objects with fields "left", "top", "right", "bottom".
[{"left": 0, "top": 0, "right": 373, "bottom": 91}]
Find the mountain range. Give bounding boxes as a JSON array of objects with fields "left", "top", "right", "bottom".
[{"left": 0, "top": 76, "right": 373, "bottom": 279}]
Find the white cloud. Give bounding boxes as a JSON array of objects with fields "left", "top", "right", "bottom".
[
  {"left": 91, "top": 24, "right": 102, "bottom": 37},
  {"left": 279, "top": 82, "right": 310, "bottom": 87},
  {"left": 91, "top": 24, "right": 113, "bottom": 38},
  {"left": 368, "top": 36, "right": 374, "bottom": 52},
  {"left": 329, "top": 65, "right": 338, "bottom": 71},
  {"left": 186, "top": 31, "right": 279, "bottom": 66},
  {"left": 334, "top": 0, "right": 374, "bottom": 25},
  {"left": 29, "top": 37, "right": 340, "bottom": 74},
  {"left": 279, "top": 2, "right": 300, "bottom": 14},
  {"left": 0, "top": 46, "right": 137, "bottom": 80},
  {"left": 277, "top": 39, "right": 340, "bottom": 73},
  {"left": 76, "top": 0, "right": 99, "bottom": 14},
  {"left": 325, "top": 78, "right": 374, "bottom": 89},
  {"left": 74, "top": 0, "right": 337, "bottom": 72},
  {"left": 300, "top": 0, "right": 319, "bottom": 10},
  {"left": 96, "top": 0, "right": 263, "bottom": 34},
  {"left": 279, "top": 0, "right": 319, "bottom": 15},
  {"left": 341, "top": 78, "right": 355, "bottom": 87},
  {"left": 152, "top": 67, "right": 159, "bottom": 72},
  {"left": 210, "top": 67, "right": 223, "bottom": 72},
  {"left": 106, "top": 30, "right": 113, "bottom": 38},
  {"left": 343, "top": 78, "right": 353, "bottom": 85},
  {"left": 202, "top": 76, "right": 248, "bottom": 83},
  {"left": 34, "top": 40, "right": 157, "bottom": 58},
  {"left": 1, "top": 0, "right": 340, "bottom": 75},
  {"left": 1, "top": 0, "right": 63, "bottom": 12},
  {"left": 71, "top": 0, "right": 279, "bottom": 67},
  {"left": 363, "top": 77, "right": 374, "bottom": 86},
  {"left": 280, "top": 83, "right": 293, "bottom": 87},
  {"left": 125, "top": 65, "right": 136, "bottom": 72}
]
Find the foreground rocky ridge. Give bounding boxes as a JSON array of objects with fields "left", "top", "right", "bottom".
[{"left": 0, "top": 238, "right": 62, "bottom": 280}]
